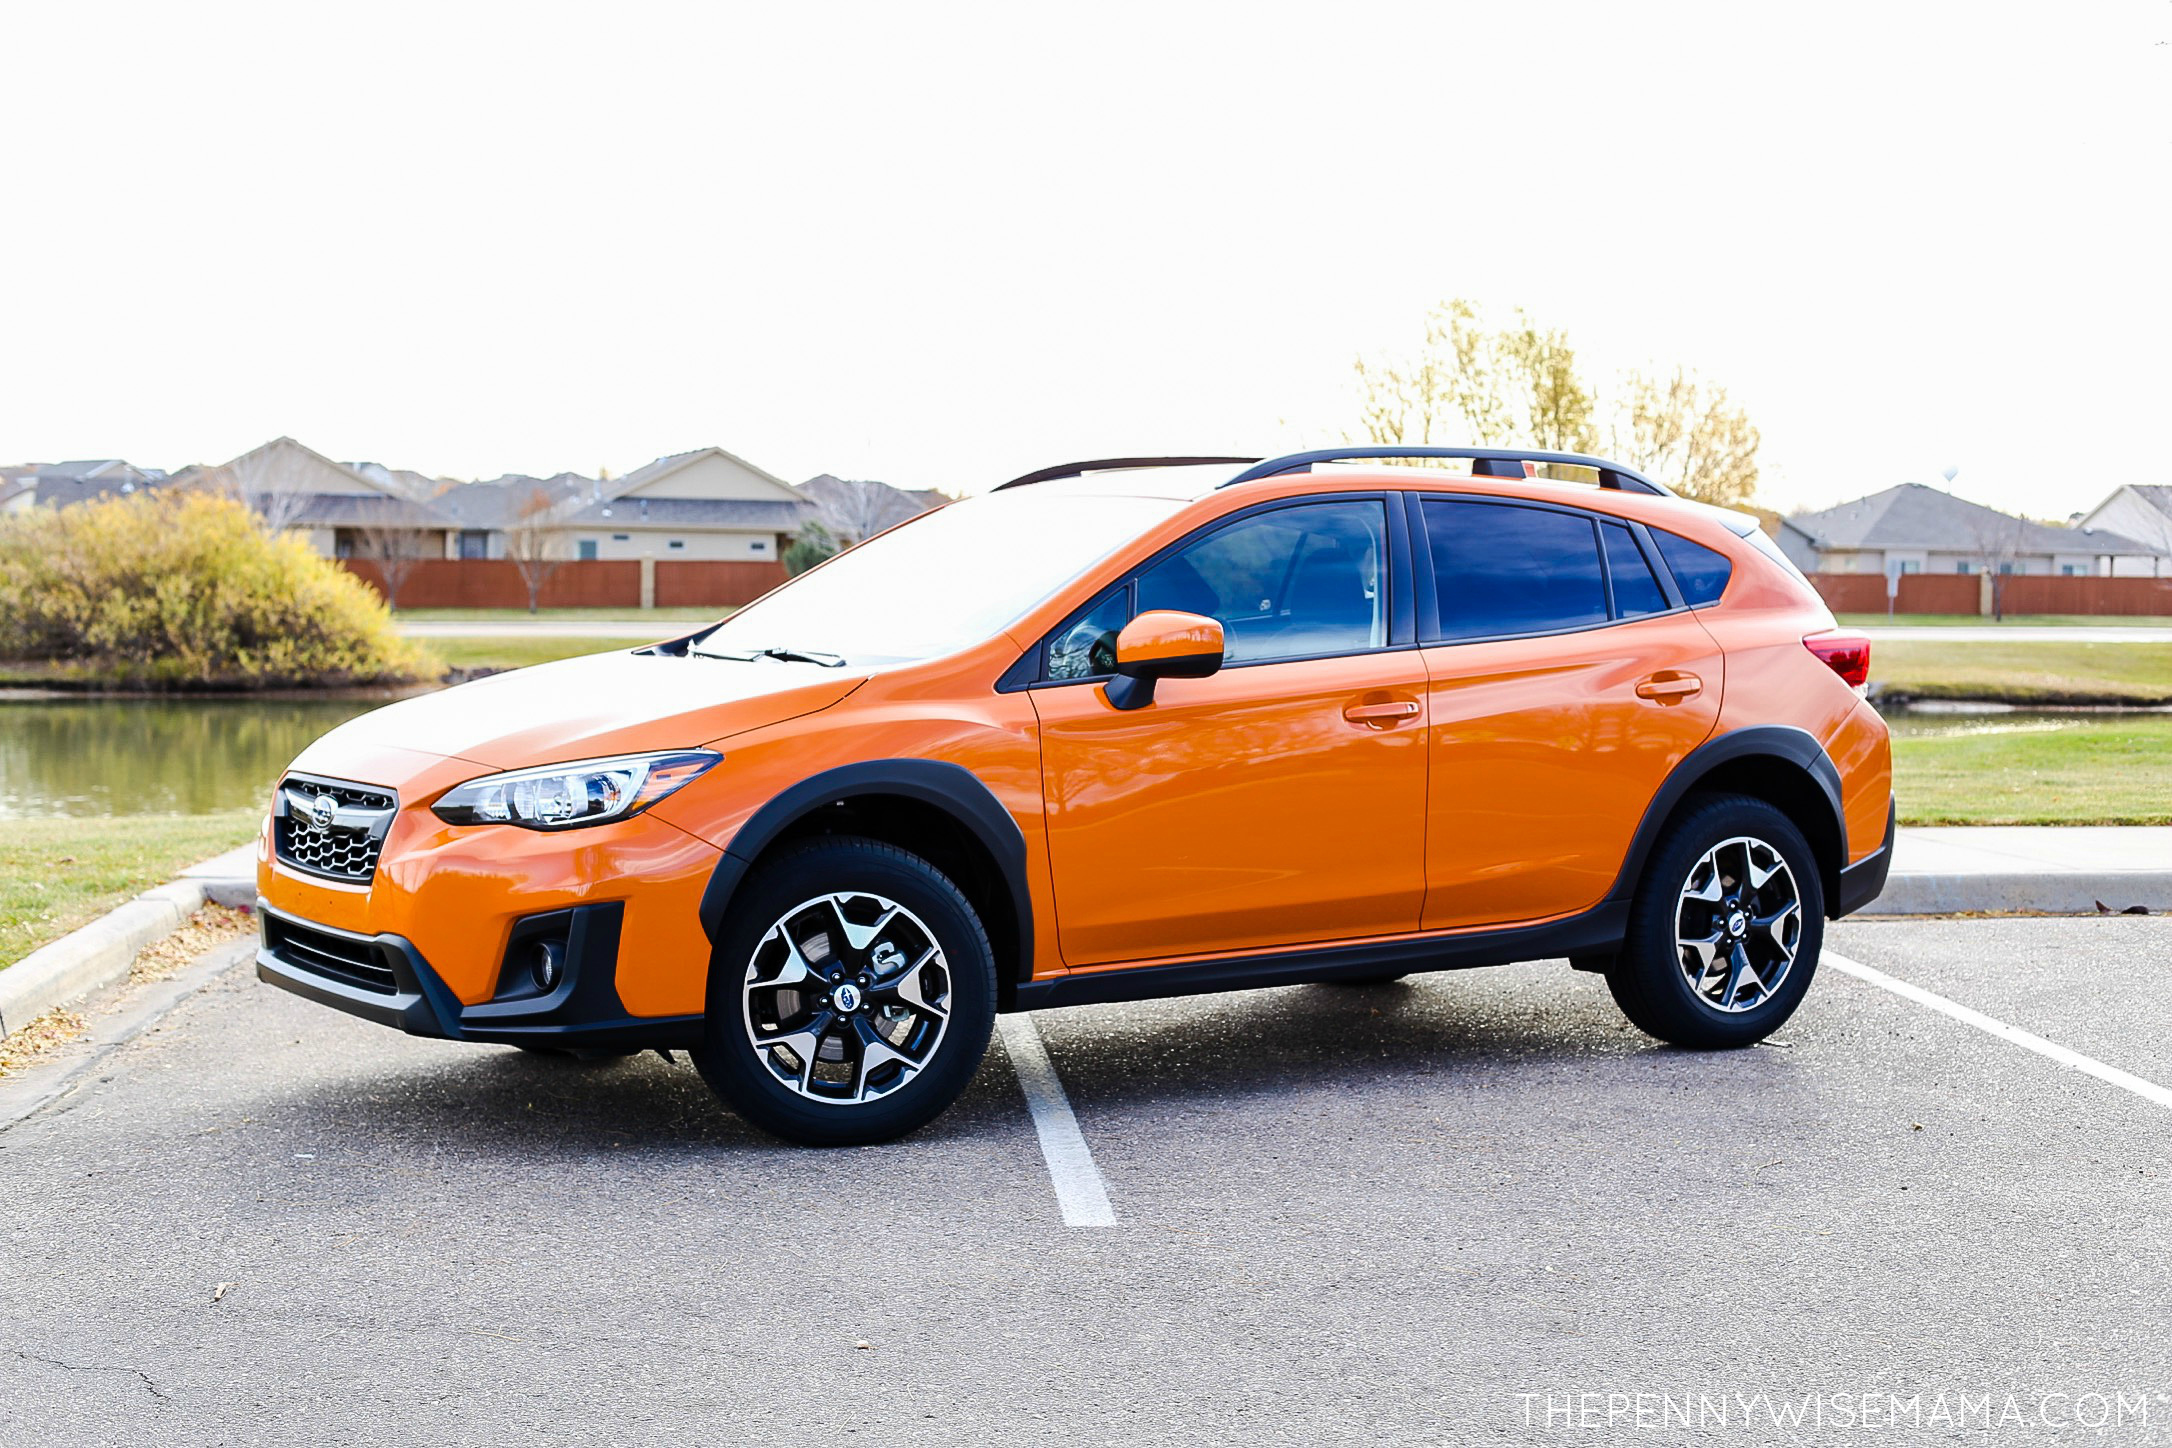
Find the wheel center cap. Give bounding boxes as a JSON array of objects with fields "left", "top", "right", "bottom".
[
  {"left": 832, "top": 982, "right": 864, "bottom": 1013},
  {"left": 1726, "top": 911, "right": 1748, "bottom": 938}
]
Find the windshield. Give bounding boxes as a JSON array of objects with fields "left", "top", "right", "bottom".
[{"left": 693, "top": 489, "right": 1187, "bottom": 665}]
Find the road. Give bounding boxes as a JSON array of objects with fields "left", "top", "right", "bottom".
[{"left": 3, "top": 916, "right": 2169, "bottom": 1444}]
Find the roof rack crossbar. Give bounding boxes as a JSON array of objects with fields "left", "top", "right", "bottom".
[
  {"left": 1220, "top": 447, "right": 1668, "bottom": 496},
  {"left": 994, "top": 456, "right": 1261, "bottom": 491}
]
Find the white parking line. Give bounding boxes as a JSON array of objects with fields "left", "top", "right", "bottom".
[
  {"left": 1826, "top": 950, "right": 2172, "bottom": 1112},
  {"left": 995, "top": 1013, "right": 1116, "bottom": 1227}
]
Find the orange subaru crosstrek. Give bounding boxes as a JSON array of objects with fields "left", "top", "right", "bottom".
[{"left": 258, "top": 448, "right": 1892, "bottom": 1144}]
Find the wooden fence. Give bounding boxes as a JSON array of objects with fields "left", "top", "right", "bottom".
[
  {"left": 340, "top": 559, "right": 788, "bottom": 610},
  {"left": 1808, "top": 572, "right": 2172, "bottom": 617}
]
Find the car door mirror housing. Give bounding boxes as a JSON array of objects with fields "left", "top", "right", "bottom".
[{"left": 1103, "top": 610, "right": 1224, "bottom": 711}]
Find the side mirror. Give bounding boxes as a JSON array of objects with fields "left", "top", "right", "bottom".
[{"left": 1102, "top": 610, "right": 1224, "bottom": 711}]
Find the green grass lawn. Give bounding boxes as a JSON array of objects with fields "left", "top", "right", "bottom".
[
  {"left": 431, "top": 635, "right": 631, "bottom": 672},
  {"left": 0, "top": 808, "right": 261, "bottom": 970},
  {"left": 394, "top": 607, "right": 730, "bottom": 623},
  {"left": 1874, "top": 640, "right": 2172, "bottom": 706},
  {"left": 1839, "top": 613, "right": 2172, "bottom": 628},
  {"left": 1892, "top": 715, "right": 2172, "bottom": 826}
]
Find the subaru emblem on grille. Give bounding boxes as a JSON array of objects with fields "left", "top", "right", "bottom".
[{"left": 309, "top": 794, "right": 340, "bottom": 832}]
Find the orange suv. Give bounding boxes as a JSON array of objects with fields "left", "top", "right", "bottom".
[{"left": 257, "top": 448, "right": 1893, "bottom": 1144}]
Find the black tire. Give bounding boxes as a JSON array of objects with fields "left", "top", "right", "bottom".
[
  {"left": 694, "top": 837, "right": 997, "bottom": 1146},
  {"left": 1607, "top": 793, "right": 1824, "bottom": 1049}
]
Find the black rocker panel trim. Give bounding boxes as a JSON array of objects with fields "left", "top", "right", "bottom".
[
  {"left": 1014, "top": 904, "right": 1631, "bottom": 1010},
  {"left": 696, "top": 759, "right": 1034, "bottom": 988}
]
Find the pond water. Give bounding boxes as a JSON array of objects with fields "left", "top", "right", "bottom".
[{"left": 0, "top": 695, "right": 382, "bottom": 819}]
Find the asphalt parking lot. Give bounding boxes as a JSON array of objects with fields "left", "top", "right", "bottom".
[{"left": 2, "top": 916, "right": 2169, "bottom": 1445}]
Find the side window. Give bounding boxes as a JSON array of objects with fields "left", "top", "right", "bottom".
[
  {"left": 1651, "top": 530, "right": 1734, "bottom": 606},
  {"left": 1138, "top": 500, "right": 1386, "bottom": 665},
  {"left": 1602, "top": 522, "right": 1669, "bottom": 618},
  {"left": 1421, "top": 499, "right": 1608, "bottom": 641},
  {"left": 1046, "top": 586, "right": 1129, "bottom": 681}
]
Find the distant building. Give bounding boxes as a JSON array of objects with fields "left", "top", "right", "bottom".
[
  {"left": 18, "top": 438, "right": 823, "bottom": 569},
  {"left": 183, "top": 437, "right": 460, "bottom": 560},
  {"left": 2075, "top": 486, "right": 2172, "bottom": 577},
  {"left": 1777, "top": 483, "right": 2160, "bottom": 579},
  {"left": 551, "top": 448, "right": 810, "bottom": 562},
  {"left": 1, "top": 458, "right": 165, "bottom": 512},
  {"left": 796, "top": 474, "right": 946, "bottom": 545}
]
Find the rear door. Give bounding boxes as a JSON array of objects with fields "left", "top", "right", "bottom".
[
  {"left": 1028, "top": 495, "right": 1430, "bottom": 966},
  {"left": 1411, "top": 494, "right": 1723, "bottom": 930}
]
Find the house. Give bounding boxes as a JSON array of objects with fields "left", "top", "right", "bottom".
[
  {"left": 2076, "top": 486, "right": 2172, "bottom": 577},
  {"left": 796, "top": 474, "right": 946, "bottom": 545},
  {"left": 430, "top": 472, "right": 593, "bottom": 559},
  {"left": 3, "top": 458, "right": 164, "bottom": 511},
  {"left": 183, "top": 436, "right": 462, "bottom": 560},
  {"left": 549, "top": 448, "right": 810, "bottom": 562},
  {"left": 1777, "top": 483, "right": 2161, "bottom": 579}
]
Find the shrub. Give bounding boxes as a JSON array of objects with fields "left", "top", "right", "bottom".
[
  {"left": 0, "top": 492, "right": 441, "bottom": 689},
  {"left": 783, "top": 520, "right": 840, "bottom": 577}
]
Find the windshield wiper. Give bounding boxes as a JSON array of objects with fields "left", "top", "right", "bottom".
[{"left": 690, "top": 644, "right": 848, "bottom": 668}]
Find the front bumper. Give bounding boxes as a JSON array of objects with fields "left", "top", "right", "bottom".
[{"left": 256, "top": 899, "right": 704, "bottom": 1049}]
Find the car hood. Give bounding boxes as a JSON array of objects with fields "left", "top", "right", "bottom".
[{"left": 291, "top": 648, "right": 869, "bottom": 776}]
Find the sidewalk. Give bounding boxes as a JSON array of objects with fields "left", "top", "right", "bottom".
[{"left": 1874, "top": 827, "right": 2172, "bottom": 915}]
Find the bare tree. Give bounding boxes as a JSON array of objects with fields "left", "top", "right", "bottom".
[
  {"left": 1964, "top": 507, "right": 2028, "bottom": 622},
  {"left": 352, "top": 519, "right": 430, "bottom": 613},
  {"left": 1608, "top": 366, "right": 1762, "bottom": 508},
  {"left": 505, "top": 486, "right": 569, "bottom": 614},
  {"left": 1352, "top": 298, "right": 1599, "bottom": 456}
]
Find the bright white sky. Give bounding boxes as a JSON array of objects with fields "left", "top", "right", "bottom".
[{"left": 3, "top": 1, "right": 2165, "bottom": 517}]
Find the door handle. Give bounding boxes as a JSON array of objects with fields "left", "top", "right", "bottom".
[
  {"left": 1635, "top": 672, "right": 1703, "bottom": 703},
  {"left": 1343, "top": 698, "right": 1422, "bottom": 726}
]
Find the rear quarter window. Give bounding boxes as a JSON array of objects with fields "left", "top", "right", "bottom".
[{"left": 1651, "top": 530, "right": 1734, "bottom": 606}]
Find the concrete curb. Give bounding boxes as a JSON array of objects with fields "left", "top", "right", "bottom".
[
  {"left": 1866, "top": 874, "right": 2171, "bottom": 917},
  {"left": 0, "top": 844, "right": 258, "bottom": 1041}
]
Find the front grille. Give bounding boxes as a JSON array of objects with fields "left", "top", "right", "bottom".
[
  {"left": 273, "top": 774, "right": 396, "bottom": 883},
  {"left": 264, "top": 914, "right": 398, "bottom": 994}
]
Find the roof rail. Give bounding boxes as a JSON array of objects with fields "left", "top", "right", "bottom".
[
  {"left": 993, "top": 456, "right": 1260, "bottom": 492},
  {"left": 1221, "top": 447, "right": 1668, "bottom": 496}
]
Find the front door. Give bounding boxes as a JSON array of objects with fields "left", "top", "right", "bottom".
[
  {"left": 1411, "top": 496, "right": 1723, "bottom": 929},
  {"left": 1029, "top": 497, "right": 1429, "bottom": 967}
]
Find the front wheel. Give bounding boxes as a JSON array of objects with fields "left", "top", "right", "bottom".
[
  {"left": 1606, "top": 794, "right": 1824, "bottom": 1049},
  {"left": 694, "top": 838, "right": 997, "bottom": 1146}
]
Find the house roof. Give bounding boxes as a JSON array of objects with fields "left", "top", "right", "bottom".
[
  {"left": 432, "top": 474, "right": 593, "bottom": 530},
  {"left": 559, "top": 496, "right": 811, "bottom": 530},
  {"left": 608, "top": 446, "right": 798, "bottom": 501},
  {"left": 259, "top": 493, "right": 458, "bottom": 529},
  {"left": 27, "top": 471, "right": 160, "bottom": 507},
  {"left": 797, "top": 474, "right": 945, "bottom": 540},
  {"left": 1783, "top": 483, "right": 2158, "bottom": 557}
]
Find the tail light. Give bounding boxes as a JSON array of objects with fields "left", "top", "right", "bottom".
[{"left": 1803, "top": 629, "right": 1871, "bottom": 688}]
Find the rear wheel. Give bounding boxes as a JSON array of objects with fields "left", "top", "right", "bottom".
[
  {"left": 695, "top": 838, "right": 996, "bottom": 1146},
  {"left": 1607, "top": 794, "right": 1823, "bottom": 1049}
]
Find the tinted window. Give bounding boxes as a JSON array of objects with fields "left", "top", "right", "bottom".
[
  {"left": 1138, "top": 500, "right": 1386, "bottom": 665},
  {"left": 1652, "top": 529, "right": 1734, "bottom": 606},
  {"left": 1602, "top": 522, "right": 1669, "bottom": 618},
  {"left": 1422, "top": 499, "right": 1607, "bottom": 641}
]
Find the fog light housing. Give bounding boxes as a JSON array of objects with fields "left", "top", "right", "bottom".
[{"left": 531, "top": 940, "right": 564, "bottom": 992}]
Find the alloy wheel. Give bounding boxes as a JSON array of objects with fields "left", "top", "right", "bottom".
[
  {"left": 1674, "top": 835, "right": 1801, "bottom": 1014},
  {"left": 742, "top": 890, "right": 952, "bottom": 1105}
]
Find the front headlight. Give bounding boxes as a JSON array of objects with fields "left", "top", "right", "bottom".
[{"left": 431, "top": 750, "right": 721, "bottom": 831}]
